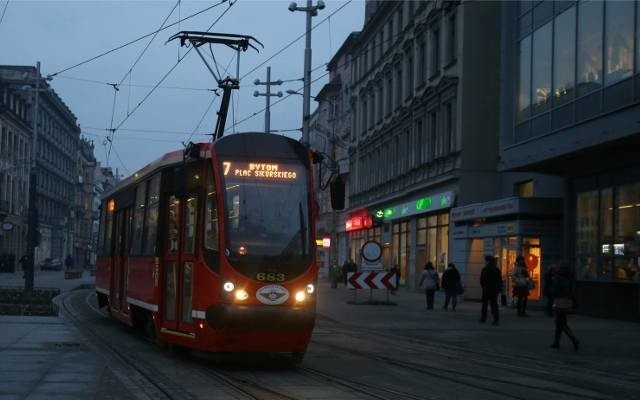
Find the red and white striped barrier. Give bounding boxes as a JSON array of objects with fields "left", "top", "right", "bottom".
[{"left": 347, "top": 271, "right": 398, "bottom": 290}]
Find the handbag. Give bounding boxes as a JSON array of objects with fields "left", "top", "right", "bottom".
[
  {"left": 553, "top": 297, "right": 573, "bottom": 312},
  {"left": 527, "top": 279, "right": 535, "bottom": 290}
]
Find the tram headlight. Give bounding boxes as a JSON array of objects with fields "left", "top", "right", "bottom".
[
  {"left": 295, "top": 291, "right": 306, "bottom": 302},
  {"left": 235, "top": 289, "right": 249, "bottom": 301},
  {"left": 223, "top": 281, "right": 235, "bottom": 292},
  {"left": 306, "top": 284, "right": 315, "bottom": 294}
]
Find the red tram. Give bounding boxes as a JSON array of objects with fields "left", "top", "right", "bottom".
[{"left": 95, "top": 133, "right": 317, "bottom": 359}]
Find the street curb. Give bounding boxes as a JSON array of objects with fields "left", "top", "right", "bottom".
[{"left": 51, "top": 283, "right": 96, "bottom": 315}]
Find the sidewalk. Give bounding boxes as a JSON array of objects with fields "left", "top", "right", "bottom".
[
  {"left": 0, "top": 270, "right": 102, "bottom": 399},
  {"left": 316, "top": 280, "right": 640, "bottom": 371}
]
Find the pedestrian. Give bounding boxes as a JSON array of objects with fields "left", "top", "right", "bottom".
[
  {"left": 512, "top": 255, "right": 530, "bottom": 317},
  {"left": 480, "top": 255, "right": 503, "bottom": 325},
  {"left": 341, "top": 259, "right": 350, "bottom": 285},
  {"left": 418, "top": 262, "right": 439, "bottom": 310},
  {"left": 65, "top": 254, "right": 74, "bottom": 271},
  {"left": 389, "top": 263, "right": 400, "bottom": 295},
  {"left": 441, "top": 263, "right": 462, "bottom": 311},
  {"left": 543, "top": 264, "right": 557, "bottom": 316},
  {"left": 550, "top": 261, "right": 579, "bottom": 351}
]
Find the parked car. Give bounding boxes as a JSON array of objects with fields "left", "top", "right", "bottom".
[{"left": 40, "top": 257, "right": 62, "bottom": 271}]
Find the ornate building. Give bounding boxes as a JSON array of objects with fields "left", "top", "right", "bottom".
[
  {"left": 74, "top": 137, "right": 97, "bottom": 269},
  {"left": 339, "top": 1, "right": 501, "bottom": 290},
  {"left": 0, "top": 65, "right": 81, "bottom": 264}
]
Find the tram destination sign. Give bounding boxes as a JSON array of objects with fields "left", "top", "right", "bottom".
[{"left": 222, "top": 161, "right": 299, "bottom": 180}]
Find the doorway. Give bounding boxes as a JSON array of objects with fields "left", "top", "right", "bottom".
[{"left": 162, "top": 194, "right": 199, "bottom": 333}]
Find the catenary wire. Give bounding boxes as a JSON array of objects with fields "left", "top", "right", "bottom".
[
  {"left": 48, "top": 0, "right": 227, "bottom": 78},
  {"left": 56, "top": 75, "right": 216, "bottom": 91},
  {"left": 239, "top": 0, "right": 353, "bottom": 81},
  {"left": 0, "top": 1, "right": 9, "bottom": 27},
  {"left": 116, "top": 0, "right": 180, "bottom": 88},
  {"left": 107, "top": 0, "right": 237, "bottom": 164}
]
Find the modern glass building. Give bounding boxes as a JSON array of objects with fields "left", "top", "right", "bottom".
[{"left": 500, "top": 0, "right": 640, "bottom": 319}]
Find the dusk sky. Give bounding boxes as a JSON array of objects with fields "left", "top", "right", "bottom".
[{"left": 0, "top": 0, "right": 364, "bottom": 176}]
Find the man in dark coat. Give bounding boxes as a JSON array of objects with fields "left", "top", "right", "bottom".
[
  {"left": 480, "top": 255, "right": 503, "bottom": 325},
  {"left": 441, "top": 263, "right": 462, "bottom": 310}
]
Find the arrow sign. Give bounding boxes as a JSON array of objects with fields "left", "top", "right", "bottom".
[{"left": 347, "top": 271, "right": 398, "bottom": 290}]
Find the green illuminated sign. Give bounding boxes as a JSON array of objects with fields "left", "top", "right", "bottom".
[
  {"left": 374, "top": 191, "right": 454, "bottom": 221},
  {"left": 416, "top": 197, "right": 433, "bottom": 210}
]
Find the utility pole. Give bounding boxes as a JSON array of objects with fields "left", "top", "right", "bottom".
[
  {"left": 288, "top": 0, "right": 325, "bottom": 145},
  {"left": 25, "top": 62, "right": 40, "bottom": 291},
  {"left": 253, "top": 66, "right": 283, "bottom": 133}
]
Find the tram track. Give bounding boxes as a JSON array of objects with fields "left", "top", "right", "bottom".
[
  {"left": 59, "top": 290, "right": 192, "bottom": 400},
  {"left": 315, "top": 319, "right": 640, "bottom": 395},
  {"left": 310, "top": 338, "right": 612, "bottom": 400}
]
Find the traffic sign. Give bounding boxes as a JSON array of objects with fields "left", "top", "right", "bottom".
[{"left": 347, "top": 271, "right": 397, "bottom": 290}]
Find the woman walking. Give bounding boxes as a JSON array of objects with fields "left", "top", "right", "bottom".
[
  {"left": 512, "top": 255, "right": 530, "bottom": 317},
  {"left": 441, "top": 263, "right": 462, "bottom": 310},
  {"left": 419, "top": 262, "right": 440, "bottom": 310},
  {"left": 551, "top": 261, "right": 579, "bottom": 351}
]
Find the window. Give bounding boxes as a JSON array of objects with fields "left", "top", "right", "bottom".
[
  {"left": 553, "top": 6, "right": 575, "bottom": 105},
  {"left": 130, "top": 182, "right": 146, "bottom": 255},
  {"left": 183, "top": 196, "right": 198, "bottom": 255},
  {"left": 445, "top": 102, "right": 454, "bottom": 153},
  {"left": 532, "top": 22, "right": 552, "bottom": 113},
  {"left": 430, "top": 25, "right": 440, "bottom": 77},
  {"left": 361, "top": 98, "right": 368, "bottom": 135},
  {"left": 604, "top": 1, "right": 634, "bottom": 86},
  {"left": 142, "top": 174, "right": 161, "bottom": 255},
  {"left": 612, "top": 184, "right": 640, "bottom": 281},
  {"left": 429, "top": 111, "right": 437, "bottom": 161},
  {"left": 395, "top": 64, "right": 402, "bottom": 108},
  {"left": 388, "top": 18, "right": 394, "bottom": 48},
  {"left": 406, "top": 55, "right": 414, "bottom": 97},
  {"left": 386, "top": 72, "right": 393, "bottom": 115},
  {"left": 516, "top": 180, "right": 535, "bottom": 197},
  {"left": 447, "top": 13, "right": 456, "bottom": 64},
  {"left": 577, "top": 0, "right": 603, "bottom": 96},
  {"left": 415, "top": 118, "right": 424, "bottom": 164},
  {"left": 418, "top": 41, "right": 426, "bottom": 85},
  {"left": 377, "top": 85, "right": 383, "bottom": 123}
]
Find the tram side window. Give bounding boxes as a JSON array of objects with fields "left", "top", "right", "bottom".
[
  {"left": 104, "top": 204, "right": 114, "bottom": 257},
  {"left": 142, "top": 175, "right": 161, "bottom": 255},
  {"left": 204, "top": 170, "right": 219, "bottom": 251},
  {"left": 97, "top": 206, "right": 105, "bottom": 255},
  {"left": 130, "top": 182, "right": 147, "bottom": 255}
]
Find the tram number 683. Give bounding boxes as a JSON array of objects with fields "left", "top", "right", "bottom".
[{"left": 256, "top": 273, "right": 285, "bottom": 282}]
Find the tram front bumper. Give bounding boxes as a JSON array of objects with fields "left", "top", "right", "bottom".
[{"left": 205, "top": 304, "right": 316, "bottom": 330}]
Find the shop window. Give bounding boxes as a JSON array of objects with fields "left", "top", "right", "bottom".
[
  {"left": 614, "top": 183, "right": 640, "bottom": 281},
  {"left": 575, "top": 190, "right": 599, "bottom": 280},
  {"left": 516, "top": 180, "right": 535, "bottom": 197}
]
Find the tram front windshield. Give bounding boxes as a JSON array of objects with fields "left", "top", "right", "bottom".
[{"left": 221, "top": 160, "right": 311, "bottom": 279}]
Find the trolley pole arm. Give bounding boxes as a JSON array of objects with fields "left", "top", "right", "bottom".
[{"left": 167, "top": 31, "right": 263, "bottom": 139}]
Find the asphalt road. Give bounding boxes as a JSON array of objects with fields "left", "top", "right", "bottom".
[{"left": 55, "top": 284, "right": 640, "bottom": 400}]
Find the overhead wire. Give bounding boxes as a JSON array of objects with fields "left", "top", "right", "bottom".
[
  {"left": 116, "top": 0, "right": 180, "bottom": 88},
  {"left": 48, "top": 0, "right": 227, "bottom": 78},
  {"left": 0, "top": 1, "right": 9, "bottom": 28},
  {"left": 240, "top": 0, "right": 353, "bottom": 81},
  {"left": 106, "top": 0, "right": 238, "bottom": 164},
  {"left": 56, "top": 75, "right": 216, "bottom": 92}
]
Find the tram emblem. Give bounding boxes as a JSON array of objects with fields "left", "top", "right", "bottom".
[{"left": 256, "top": 285, "right": 289, "bottom": 305}]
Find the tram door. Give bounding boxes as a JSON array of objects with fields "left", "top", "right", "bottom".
[
  {"left": 110, "top": 208, "right": 132, "bottom": 314},
  {"left": 162, "top": 194, "right": 199, "bottom": 332}
]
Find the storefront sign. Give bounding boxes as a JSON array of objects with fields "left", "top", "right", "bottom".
[
  {"left": 451, "top": 198, "right": 519, "bottom": 222},
  {"left": 373, "top": 191, "right": 454, "bottom": 221},
  {"left": 345, "top": 215, "right": 373, "bottom": 232}
]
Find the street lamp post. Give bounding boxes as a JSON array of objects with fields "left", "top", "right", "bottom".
[
  {"left": 288, "top": 0, "right": 325, "bottom": 146},
  {"left": 25, "top": 62, "right": 41, "bottom": 290}
]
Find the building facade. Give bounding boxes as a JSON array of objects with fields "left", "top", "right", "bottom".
[
  {"left": 74, "top": 137, "right": 97, "bottom": 269},
  {"left": 311, "top": 32, "right": 358, "bottom": 277},
  {"left": 342, "top": 0, "right": 501, "bottom": 290},
  {"left": 0, "top": 65, "right": 81, "bottom": 265},
  {"left": 0, "top": 74, "right": 32, "bottom": 271},
  {"left": 499, "top": 0, "right": 640, "bottom": 319}
]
